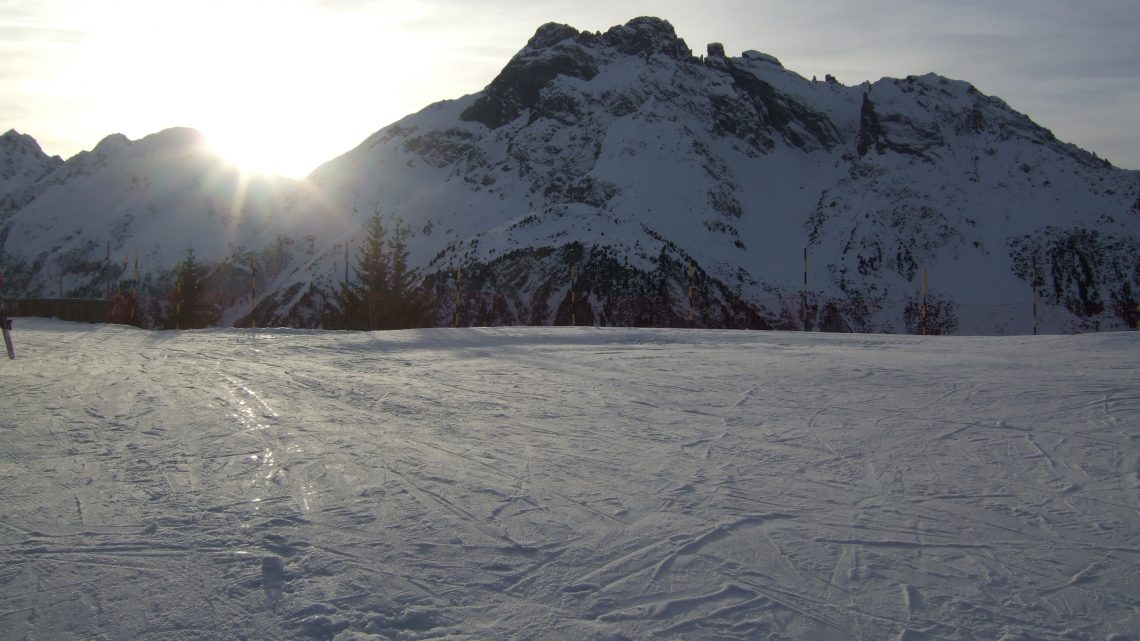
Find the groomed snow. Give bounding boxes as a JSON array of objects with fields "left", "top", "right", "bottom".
[{"left": 1, "top": 319, "right": 1138, "bottom": 640}]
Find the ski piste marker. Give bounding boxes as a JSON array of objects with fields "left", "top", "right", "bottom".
[{"left": 0, "top": 273, "right": 14, "bottom": 359}]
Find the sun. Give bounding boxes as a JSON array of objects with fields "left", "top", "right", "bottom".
[
  {"left": 204, "top": 125, "right": 312, "bottom": 179},
  {"left": 64, "top": 0, "right": 440, "bottom": 179}
]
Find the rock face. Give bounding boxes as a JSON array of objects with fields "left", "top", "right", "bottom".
[{"left": 3, "top": 17, "right": 1139, "bottom": 333}]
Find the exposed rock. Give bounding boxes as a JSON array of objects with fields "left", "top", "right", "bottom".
[
  {"left": 600, "top": 17, "right": 691, "bottom": 60},
  {"left": 461, "top": 43, "right": 599, "bottom": 129},
  {"left": 525, "top": 22, "right": 580, "bottom": 50},
  {"left": 721, "top": 58, "right": 842, "bottom": 151},
  {"left": 741, "top": 50, "right": 782, "bottom": 67}
]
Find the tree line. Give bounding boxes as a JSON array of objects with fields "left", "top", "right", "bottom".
[
  {"left": 325, "top": 211, "right": 434, "bottom": 330},
  {"left": 104, "top": 210, "right": 435, "bottom": 330}
]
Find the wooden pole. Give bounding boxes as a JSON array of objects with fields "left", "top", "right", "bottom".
[
  {"left": 687, "top": 261, "right": 695, "bottom": 324},
  {"left": 131, "top": 250, "right": 138, "bottom": 324},
  {"left": 802, "top": 248, "right": 808, "bottom": 331},
  {"left": 344, "top": 241, "right": 350, "bottom": 329},
  {"left": 250, "top": 255, "right": 257, "bottom": 329},
  {"left": 453, "top": 268, "right": 461, "bottom": 328},
  {"left": 1031, "top": 267, "right": 1037, "bottom": 336},
  {"left": 570, "top": 266, "right": 577, "bottom": 327},
  {"left": 922, "top": 268, "right": 928, "bottom": 336}
]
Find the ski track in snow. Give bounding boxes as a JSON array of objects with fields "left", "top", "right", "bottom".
[{"left": 1, "top": 319, "right": 1138, "bottom": 640}]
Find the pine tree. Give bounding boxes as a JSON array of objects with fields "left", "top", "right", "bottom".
[
  {"left": 347, "top": 212, "right": 390, "bottom": 330},
  {"left": 167, "top": 248, "right": 213, "bottom": 329},
  {"left": 333, "top": 209, "right": 436, "bottom": 330},
  {"left": 386, "top": 216, "right": 431, "bottom": 328}
]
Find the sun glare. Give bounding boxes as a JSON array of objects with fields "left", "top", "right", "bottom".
[
  {"left": 64, "top": 0, "right": 440, "bottom": 179},
  {"left": 204, "top": 126, "right": 309, "bottom": 179}
]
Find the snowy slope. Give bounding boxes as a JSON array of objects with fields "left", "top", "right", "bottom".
[{"left": 2, "top": 319, "right": 1138, "bottom": 640}]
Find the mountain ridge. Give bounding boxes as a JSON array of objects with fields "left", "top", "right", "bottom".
[{"left": 3, "top": 17, "right": 1138, "bottom": 333}]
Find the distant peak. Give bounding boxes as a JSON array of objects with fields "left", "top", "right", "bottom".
[
  {"left": 88, "top": 128, "right": 209, "bottom": 158},
  {"left": 522, "top": 17, "right": 691, "bottom": 60},
  {"left": 93, "top": 132, "right": 131, "bottom": 152},
  {"left": 526, "top": 22, "right": 580, "bottom": 50},
  {"left": 140, "top": 127, "right": 207, "bottom": 148},
  {"left": 2, "top": 129, "right": 45, "bottom": 152},
  {"left": 741, "top": 50, "right": 782, "bottom": 68},
  {"left": 601, "top": 17, "right": 691, "bottom": 60}
]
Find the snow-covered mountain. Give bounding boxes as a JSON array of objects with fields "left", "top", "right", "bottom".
[
  {"left": 0, "top": 129, "right": 63, "bottom": 206},
  {"left": 0, "top": 127, "right": 299, "bottom": 319},
  {"left": 3, "top": 17, "right": 1139, "bottom": 333}
]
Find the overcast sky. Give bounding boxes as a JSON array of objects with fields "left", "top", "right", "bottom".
[{"left": 2, "top": 0, "right": 1138, "bottom": 176}]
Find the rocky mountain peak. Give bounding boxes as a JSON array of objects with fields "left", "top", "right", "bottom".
[
  {"left": 90, "top": 133, "right": 131, "bottom": 156},
  {"left": 1, "top": 129, "right": 61, "bottom": 166},
  {"left": 1, "top": 129, "right": 63, "bottom": 198},
  {"left": 461, "top": 25, "right": 600, "bottom": 129},
  {"left": 461, "top": 17, "right": 693, "bottom": 129},
  {"left": 2, "top": 129, "right": 43, "bottom": 153},
  {"left": 599, "top": 16, "right": 691, "bottom": 60},
  {"left": 524, "top": 22, "right": 580, "bottom": 50}
]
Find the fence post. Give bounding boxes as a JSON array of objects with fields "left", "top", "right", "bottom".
[
  {"left": 922, "top": 268, "right": 927, "bottom": 336},
  {"left": 131, "top": 250, "right": 138, "bottom": 324},
  {"left": 1031, "top": 267, "right": 1038, "bottom": 336},
  {"left": 343, "top": 241, "right": 350, "bottom": 329},
  {"left": 802, "top": 247, "right": 808, "bottom": 331},
  {"left": 250, "top": 255, "right": 257, "bottom": 329},
  {"left": 687, "top": 260, "right": 695, "bottom": 324},
  {"left": 453, "top": 268, "right": 461, "bottom": 328},
  {"left": 570, "top": 266, "right": 577, "bottom": 327}
]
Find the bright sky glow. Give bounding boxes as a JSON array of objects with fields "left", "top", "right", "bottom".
[
  {"left": 34, "top": 0, "right": 457, "bottom": 176},
  {"left": 2, "top": 0, "right": 1138, "bottom": 176}
]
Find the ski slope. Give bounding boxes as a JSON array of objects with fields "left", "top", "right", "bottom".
[{"left": 1, "top": 319, "right": 1138, "bottom": 640}]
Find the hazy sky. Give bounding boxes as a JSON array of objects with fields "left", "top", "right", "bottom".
[{"left": 2, "top": 0, "right": 1138, "bottom": 176}]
